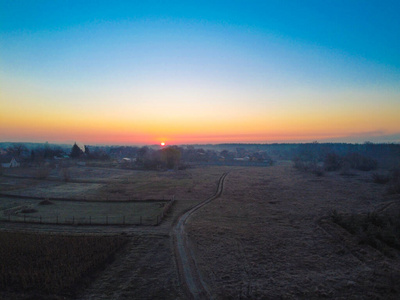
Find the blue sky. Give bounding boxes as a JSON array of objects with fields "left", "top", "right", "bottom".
[{"left": 1, "top": 1, "right": 399, "bottom": 144}]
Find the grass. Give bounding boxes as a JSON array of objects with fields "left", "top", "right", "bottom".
[
  {"left": 332, "top": 210, "right": 400, "bottom": 257},
  {"left": 0, "top": 232, "right": 128, "bottom": 298},
  {"left": 371, "top": 167, "right": 400, "bottom": 194},
  {"left": 1, "top": 199, "right": 167, "bottom": 225},
  {"left": 293, "top": 159, "right": 325, "bottom": 176},
  {"left": 372, "top": 172, "right": 391, "bottom": 184}
]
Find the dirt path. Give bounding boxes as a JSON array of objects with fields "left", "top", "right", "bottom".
[{"left": 172, "top": 172, "right": 228, "bottom": 299}]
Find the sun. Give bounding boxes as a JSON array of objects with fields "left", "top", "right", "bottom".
[{"left": 160, "top": 142, "right": 166, "bottom": 147}]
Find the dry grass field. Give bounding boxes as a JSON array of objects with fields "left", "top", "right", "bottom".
[
  {"left": 187, "top": 162, "right": 400, "bottom": 299},
  {"left": 0, "top": 197, "right": 166, "bottom": 225},
  {"left": 1, "top": 162, "right": 400, "bottom": 299},
  {"left": 0, "top": 231, "right": 128, "bottom": 300},
  {"left": 1, "top": 165, "right": 228, "bottom": 200},
  {"left": 0, "top": 166, "right": 230, "bottom": 226}
]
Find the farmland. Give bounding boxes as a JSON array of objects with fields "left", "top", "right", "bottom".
[
  {"left": 0, "top": 165, "right": 228, "bottom": 226},
  {"left": 1, "top": 153, "right": 400, "bottom": 299},
  {"left": 0, "top": 231, "right": 128, "bottom": 299}
]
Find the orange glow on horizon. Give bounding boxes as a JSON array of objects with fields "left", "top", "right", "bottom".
[{"left": 1, "top": 83, "right": 400, "bottom": 145}]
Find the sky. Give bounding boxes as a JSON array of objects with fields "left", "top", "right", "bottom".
[{"left": 1, "top": 0, "right": 400, "bottom": 145}]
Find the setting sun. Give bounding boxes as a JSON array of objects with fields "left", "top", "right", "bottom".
[{"left": 161, "top": 142, "right": 166, "bottom": 147}]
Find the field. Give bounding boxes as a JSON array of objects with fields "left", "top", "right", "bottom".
[
  {"left": 0, "top": 165, "right": 228, "bottom": 226},
  {"left": 187, "top": 162, "right": 400, "bottom": 299},
  {"left": 0, "top": 197, "right": 166, "bottom": 225},
  {"left": 1, "top": 162, "right": 400, "bottom": 299},
  {"left": 0, "top": 231, "right": 128, "bottom": 299}
]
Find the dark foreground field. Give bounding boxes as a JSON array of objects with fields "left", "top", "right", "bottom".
[
  {"left": 1, "top": 162, "right": 400, "bottom": 299},
  {"left": 188, "top": 162, "right": 400, "bottom": 299}
]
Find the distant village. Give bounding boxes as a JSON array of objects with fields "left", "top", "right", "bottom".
[
  {"left": 1, "top": 141, "right": 399, "bottom": 172},
  {"left": 0, "top": 142, "right": 274, "bottom": 171}
]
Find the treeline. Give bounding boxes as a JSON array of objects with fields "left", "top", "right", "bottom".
[{"left": 1, "top": 142, "right": 399, "bottom": 171}]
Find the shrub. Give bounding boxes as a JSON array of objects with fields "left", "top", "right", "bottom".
[
  {"left": 293, "top": 157, "right": 309, "bottom": 171},
  {"left": 391, "top": 167, "right": 400, "bottom": 181},
  {"left": 312, "top": 166, "right": 325, "bottom": 176},
  {"left": 372, "top": 172, "right": 391, "bottom": 184},
  {"left": 293, "top": 157, "right": 323, "bottom": 176},
  {"left": 340, "top": 161, "right": 353, "bottom": 176},
  {"left": 388, "top": 179, "right": 400, "bottom": 194},
  {"left": 332, "top": 211, "right": 400, "bottom": 257},
  {"left": 344, "top": 152, "right": 377, "bottom": 171},
  {"left": 324, "top": 153, "right": 342, "bottom": 171},
  {"left": 39, "top": 199, "right": 54, "bottom": 205}
]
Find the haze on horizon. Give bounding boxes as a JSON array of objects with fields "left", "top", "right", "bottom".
[{"left": 1, "top": 1, "right": 400, "bottom": 145}]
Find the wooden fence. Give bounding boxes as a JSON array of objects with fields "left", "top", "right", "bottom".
[{"left": 0, "top": 196, "right": 176, "bottom": 226}]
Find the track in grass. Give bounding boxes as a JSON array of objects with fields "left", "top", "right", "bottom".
[{"left": 172, "top": 172, "right": 229, "bottom": 299}]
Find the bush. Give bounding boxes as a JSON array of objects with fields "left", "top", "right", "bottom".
[
  {"left": 388, "top": 179, "right": 400, "bottom": 194},
  {"left": 344, "top": 152, "right": 377, "bottom": 171},
  {"left": 312, "top": 166, "right": 325, "bottom": 176},
  {"left": 293, "top": 157, "right": 308, "bottom": 171},
  {"left": 324, "top": 153, "right": 342, "bottom": 171},
  {"left": 372, "top": 172, "right": 391, "bottom": 184},
  {"left": 39, "top": 199, "right": 54, "bottom": 205},
  {"left": 293, "top": 157, "right": 324, "bottom": 176},
  {"left": 331, "top": 211, "right": 400, "bottom": 257},
  {"left": 293, "top": 157, "right": 325, "bottom": 176}
]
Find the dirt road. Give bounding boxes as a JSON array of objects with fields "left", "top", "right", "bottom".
[{"left": 172, "top": 172, "right": 228, "bottom": 299}]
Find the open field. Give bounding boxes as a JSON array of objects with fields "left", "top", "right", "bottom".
[
  {"left": 187, "top": 162, "right": 400, "bottom": 299},
  {"left": 0, "top": 197, "right": 166, "bottom": 225},
  {"left": 0, "top": 165, "right": 230, "bottom": 226},
  {"left": 0, "top": 231, "right": 128, "bottom": 300},
  {"left": 1, "top": 162, "right": 400, "bottom": 299},
  {"left": 1, "top": 165, "right": 228, "bottom": 200}
]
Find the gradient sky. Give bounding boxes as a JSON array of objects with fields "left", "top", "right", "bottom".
[{"left": 1, "top": 1, "right": 400, "bottom": 145}]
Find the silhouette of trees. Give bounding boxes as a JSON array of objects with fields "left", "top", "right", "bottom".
[
  {"left": 7, "top": 144, "right": 28, "bottom": 159},
  {"left": 70, "top": 143, "right": 84, "bottom": 159},
  {"left": 161, "top": 146, "right": 181, "bottom": 169}
]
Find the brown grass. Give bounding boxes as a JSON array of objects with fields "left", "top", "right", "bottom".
[
  {"left": 187, "top": 163, "right": 400, "bottom": 298},
  {"left": 332, "top": 210, "right": 400, "bottom": 257},
  {"left": 0, "top": 232, "right": 128, "bottom": 298}
]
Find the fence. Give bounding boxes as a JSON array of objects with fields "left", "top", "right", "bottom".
[
  {"left": 156, "top": 195, "right": 176, "bottom": 225},
  {"left": 1, "top": 214, "right": 158, "bottom": 226},
  {"left": 1, "top": 196, "right": 176, "bottom": 226}
]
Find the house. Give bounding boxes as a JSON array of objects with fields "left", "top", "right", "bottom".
[
  {"left": 1, "top": 157, "right": 20, "bottom": 168},
  {"left": 234, "top": 156, "right": 250, "bottom": 162}
]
